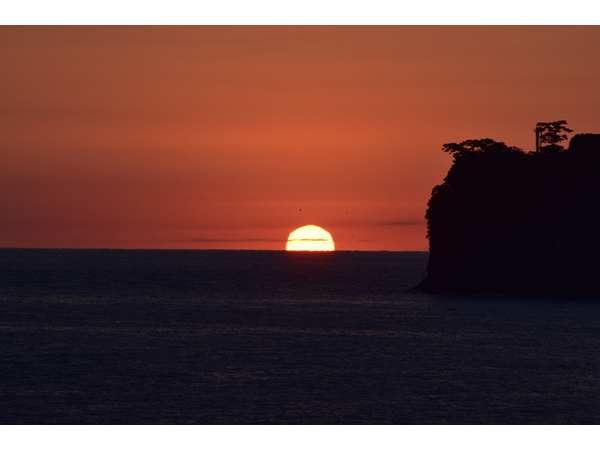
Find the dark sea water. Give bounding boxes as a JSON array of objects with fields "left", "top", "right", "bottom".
[{"left": 1, "top": 249, "right": 600, "bottom": 424}]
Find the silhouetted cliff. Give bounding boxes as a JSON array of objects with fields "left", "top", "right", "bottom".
[{"left": 419, "top": 133, "right": 600, "bottom": 296}]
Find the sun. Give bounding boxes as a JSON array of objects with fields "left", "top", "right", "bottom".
[{"left": 286, "top": 225, "right": 335, "bottom": 251}]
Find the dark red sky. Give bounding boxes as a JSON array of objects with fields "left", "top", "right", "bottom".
[{"left": 1, "top": 26, "right": 599, "bottom": 250}]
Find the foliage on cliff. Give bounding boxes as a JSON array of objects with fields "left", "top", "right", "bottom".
[{"left": 419, "top": 132, "right": 600, "bottom": 296}]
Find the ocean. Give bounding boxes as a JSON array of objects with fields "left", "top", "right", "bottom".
[{"left": 1, "top": 249, "right": 599, "bottom": 424}]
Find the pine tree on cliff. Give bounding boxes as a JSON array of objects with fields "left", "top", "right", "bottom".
[{"left": 534, "top": 120, "right": 573, "bottom": 153}]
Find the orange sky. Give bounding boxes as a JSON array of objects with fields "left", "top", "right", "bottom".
[{"left": 1, "top": 26, "right": 599, "bottom": 250}]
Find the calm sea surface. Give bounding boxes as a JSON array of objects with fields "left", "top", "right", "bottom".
[{"left": 1, "top": 249, "right": 599, "bottom": 424}]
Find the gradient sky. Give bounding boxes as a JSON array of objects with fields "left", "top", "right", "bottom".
[{"left": 1, "top": 26, "right": 599, "bottom": 250}]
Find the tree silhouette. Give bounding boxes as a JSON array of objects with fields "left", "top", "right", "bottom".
[
  {"left": 442, "top": 139, "right": 523, "bottom": 157},
  {"left": 535, "top": 120, "right": 573, "bottom": 151}
]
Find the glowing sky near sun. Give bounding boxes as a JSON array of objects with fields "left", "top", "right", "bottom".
[{"left": 1, "top": 26, "right": 599, "bottom": 250}]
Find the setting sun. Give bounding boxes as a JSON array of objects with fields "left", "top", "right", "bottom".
[{"left": 286, "top": 225, "right": 335, "bottom": 251}]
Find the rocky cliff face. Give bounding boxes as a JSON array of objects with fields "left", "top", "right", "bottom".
[{"left": 419, "top": 134, "right": 600, "bottom": 296}]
